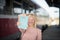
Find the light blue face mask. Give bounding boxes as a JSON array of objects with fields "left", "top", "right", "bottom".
[{"left": 17, "top": 16, "right": 28, "bottom": 30}]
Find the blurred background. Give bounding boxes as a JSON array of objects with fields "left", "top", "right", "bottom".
[
  {"left": 0, "top": 0, "right": 59, "bottom": 25},
  {"left": 0, "top": 0, "right": 60, "bottom": 40}
]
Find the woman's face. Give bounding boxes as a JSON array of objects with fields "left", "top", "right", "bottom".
[{"left": 28, "top": 16, "right": 35, "bottom": 26}]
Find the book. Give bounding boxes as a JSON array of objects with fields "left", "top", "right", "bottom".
[{"left": 18, "top": 16, "right": 28, "bottom": 29}]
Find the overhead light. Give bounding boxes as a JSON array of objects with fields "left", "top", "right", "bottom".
[
  {"left": 31, "top": 0, "right": 49, "bottom": 10},
  {"left": 14, "top": 8, "right": 22, "bottom": 13}
]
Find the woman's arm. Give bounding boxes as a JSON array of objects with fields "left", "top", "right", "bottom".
[{"left": 37, "top": 29, "right": 42, "bottom": 40}]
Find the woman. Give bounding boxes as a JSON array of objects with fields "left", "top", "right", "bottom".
[{"left": 17, "top": 14, "right": 42, "bottom": 40}]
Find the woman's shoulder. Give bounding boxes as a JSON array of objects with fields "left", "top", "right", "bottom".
[
  {"left": 31, "top": 27, "right": 41, "bottom": 32},
  {"left": 28, "top": 27, "right": 41, "bottom": 32},
  {"left": 35, "top": 28, "right": 41, "bottom": 32}
]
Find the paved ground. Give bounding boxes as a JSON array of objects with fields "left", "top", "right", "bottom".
[{"left": 43, "top": 25, "right": 60, "bottom": 40}]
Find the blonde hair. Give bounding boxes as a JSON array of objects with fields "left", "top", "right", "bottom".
[{"left": 27, "top": 14, "right": 37, "bottom": 28}]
